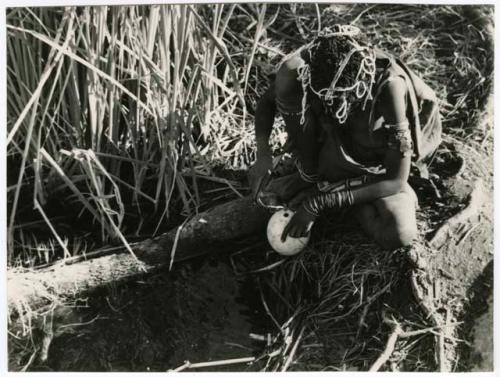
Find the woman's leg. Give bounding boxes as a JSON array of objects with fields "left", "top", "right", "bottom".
[{"left": 354, "top": 183, "right": 418, "bottom": 250}]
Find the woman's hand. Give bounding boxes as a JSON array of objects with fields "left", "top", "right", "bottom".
[
  {"left": 281, "top": 205, "right": 317, "bottom": 241},
  {"left": 287, "top": 186, "right": 320, "bottom": 210},
  {"left": 248, "top": 154, "right": 273, "bottom": 200}
]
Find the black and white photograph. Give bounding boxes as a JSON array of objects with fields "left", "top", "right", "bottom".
[{"left": 4, "top": 1, "right": 495, "bottom": 373}]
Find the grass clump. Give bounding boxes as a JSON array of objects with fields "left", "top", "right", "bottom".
[
  {"left": 6, "top": 5, "right": 262, "bottom": 266},
  {"left": 245, "top": 216, "right": 434, "bottom": 371}
]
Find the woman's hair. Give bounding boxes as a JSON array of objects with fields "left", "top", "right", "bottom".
[{"left": 297, "top": 25, "right": 376, "bottom": 124}]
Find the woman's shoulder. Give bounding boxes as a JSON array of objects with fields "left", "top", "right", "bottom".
[
  {"left": 274, "top": 54, "right": 303, "bottom": 97},
  {"left": 276, "top": 52, "right": 304, "bottom": 77},
  {"left": 376, "top": 54, "right": 438, "bottom": 102},
  {"left": 379, "top": 75, "right": 407, "bottom": 99},
  {"left": 370, "top": 63, "right": 408, "bottom": 110}
]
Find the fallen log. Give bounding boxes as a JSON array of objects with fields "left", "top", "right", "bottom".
[{"left": 8, "top": 196, "right": 271, "bottom": 328}]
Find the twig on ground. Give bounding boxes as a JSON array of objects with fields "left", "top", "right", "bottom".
[
  {"left": 370, "top": 315, "right": 460, "bottom": 372},
  {"left": 356, "top": 280, "right": 392, "bottom": 338},
  {"left": 57, "top": 314, "right": 102, "bottom": 330},
  {"left": 439, "top": 306, "right": 455, "bottom": 372},
  {"left": 430, "top": 179, "right": 486, "bottom": 247},
  {"left": 224, "top": 342, "right": 253, "bottom": 351},
  {"left": 439, "top": 329, "right": 446, "bottom": 371},
  {"left": 350, "top": 5, "right": 377, "bottom": 25},
  {"left": 247, "top": 259, "right": 286, "bottom": 274},
  {"left": 105, "top": 296, "right": 131, "bottom": 313},
  {"left": 401, "top": 322, "right": 461, "bottom": 338},
  {"left": 456, "top": 223, "right": 480, "bottom": 245},
  {"left": 169, "top": 216, "right": 191, "bottom": 271},
  {"left": 258, "top": 280, "right": 282, "bottom": 331},
  {"left": 369, "top": 321, "right": 402, "bottom": 372},
  {"left": 249, "top": 333, "right": 267, "bottom": 342},
  {"left": 39, "top": 312, "right": 53, "bottom": 362},
  {"left": 281, "top": 327, "right": 294, "bottom": 358},
  {"left": 20, "top": 348, "right": 38, "bottom": 372},
  {"left": 169, "top": 356, "right": 256, "bottom": 372},
  {"left": 281, "top": 326, "right": 305, "bottom": 371},
  {"left": 410, "top": 269, "right": 460, "bottom": 371}
]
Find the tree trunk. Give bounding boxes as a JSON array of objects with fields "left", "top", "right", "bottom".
[{"left": 8, "top": 197, "right": 271, "bottom": 323}]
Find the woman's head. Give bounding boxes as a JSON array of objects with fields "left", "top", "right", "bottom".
[{"left": 298, "top": 25, "right": 376, "bottom": 124}]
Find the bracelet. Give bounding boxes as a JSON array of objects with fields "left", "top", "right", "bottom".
[
  {"left": 303, "top": 189, "right": 355, "bottom": 217},
  {"left": 318, "top": 175, "right": 370, "bottom": 193},
  {"left": 302, "top": 203, "right": 319, "bottom": 217}
]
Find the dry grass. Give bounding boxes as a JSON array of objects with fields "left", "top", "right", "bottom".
[{"left": 240, "top": 215, "right": 434, "bottom": 371}]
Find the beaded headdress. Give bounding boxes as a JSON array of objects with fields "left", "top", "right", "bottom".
[{"left": 296, "top": 25, "right": 376, "bottom": 124}]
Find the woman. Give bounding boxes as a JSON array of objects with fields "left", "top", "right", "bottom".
[{"left": 248, "top": 25, "right": 442, "bottom": 250}]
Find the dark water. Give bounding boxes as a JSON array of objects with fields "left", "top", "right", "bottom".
[{"left": 44, "top": 253, "right": 271, "bottom": 372}]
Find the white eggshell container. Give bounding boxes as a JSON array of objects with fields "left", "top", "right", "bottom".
[{"left": 266, "top": 209, "right": 310, "bottom": 256}]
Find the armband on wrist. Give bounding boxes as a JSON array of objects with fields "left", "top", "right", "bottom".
[
  {"left": 384, "top": 120, "right": 410, "bottom": 129},
  {"left": 303, "top": 189, "right": 355, "bottom": 216}
]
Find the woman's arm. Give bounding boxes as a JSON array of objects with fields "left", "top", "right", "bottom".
[
  {"left": 254, "top": 83, "right": 277, "bottom": 159},
  {"left": 248, "top": 83, "right": 277, "bottom": 198},
  {"left": 255, "top": 82, "right": 276, "bottom": 159},
  {"left": 351, "top": 76, "right": 411, "bottom": 203},
  {"left": 283, "top": 77, "right": 412, "bottom": 239}
]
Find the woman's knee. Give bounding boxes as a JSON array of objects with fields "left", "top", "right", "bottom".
[
  {"left": 377, "top": 222, "right": 417, "bottom": 250},
  {"left": 372, "top": 189, "right": 418, "bottom": 249}
]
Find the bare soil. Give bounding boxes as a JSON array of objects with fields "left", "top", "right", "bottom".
[{"left": 408, "top": 104, "right": 494, "bottom": 371}]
